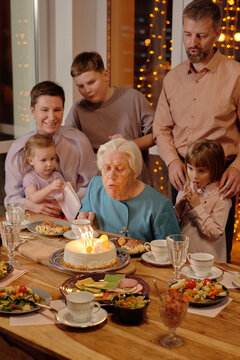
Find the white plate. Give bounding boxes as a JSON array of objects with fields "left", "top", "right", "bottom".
[
  {"left": 232, "top": 272, "right": 240, "bottom": 287},
  {"left": 28, "top": 220, "right": 71, "bottom": 236},
  {"left": 141, "top": 251, "right": 171, "bottom": 266},
  {"left": 6, "top": 219, "right": 31, "bottom": 230},
  {"left": 181, "top": 265, "right": 223, "bottom": 280},
  {"left": 56, "top": 307, "right": 107, "bottom": 328},
  {"left": 63, "top": 230, "right": 99, "bottom": 240}
]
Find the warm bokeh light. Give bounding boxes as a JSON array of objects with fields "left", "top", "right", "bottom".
[
  {"left": 218, "top": 33, "right": 226, "bottom": 42},
  {"left": 145, "top": 39, "right": 151, "bottom": 46},
  {"left": 234, "top": 32, "right": 240, "bottom": 41}
]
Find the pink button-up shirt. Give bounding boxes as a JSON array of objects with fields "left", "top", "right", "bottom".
[{"left": 153, "top": 49, "right": 240, "bottom": 169}]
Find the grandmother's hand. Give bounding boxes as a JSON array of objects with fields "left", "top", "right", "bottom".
[{"left": 77, "top": 211, "right": 96, "bottom": 224}]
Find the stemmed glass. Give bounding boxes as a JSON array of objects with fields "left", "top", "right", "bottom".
[
  {"left": 159, "top": 291, "right": 188, "bottom": 348},
  {"left": 166, "top": 234, "right": 189, "bottom": 282},
  {"left": 0, "top": 221, "right": 21, "bottom": 266}
]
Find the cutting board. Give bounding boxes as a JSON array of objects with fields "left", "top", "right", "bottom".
[{"left": 18, "top": 240, "right": 136, "bottom": 274}]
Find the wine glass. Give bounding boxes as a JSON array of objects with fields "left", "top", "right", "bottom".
[
  {"left": 159, "top": 291, "right": 188, "bottom": 348},
  {"left": 0, "top": 221, "right": 21, "bottom": 266},
  {"left": 166, "top": 234, "right": 189, "bottom": 283}
]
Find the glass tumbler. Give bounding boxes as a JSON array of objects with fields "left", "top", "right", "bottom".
[{"left": 0, "top": 221, "right": 21, "bottom": 266}]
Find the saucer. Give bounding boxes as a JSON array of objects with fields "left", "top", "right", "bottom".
[
  {"left": 6, "top": 219, "right": 31, "bottom": 230},
  {"left": 141, "top": 251, "right": 171, "bottom": 266},
  {"left": 181, "top": 265, "right": 223, "bottom": 280},
  {"left": 63, "top": 230, "right": 99, "bottom": 240},
  {"left": 56, "top": 307, "right": 107, "bottom": 328},
  {"left": 232, "top": 272, "right": 240, "bottom": 287}
]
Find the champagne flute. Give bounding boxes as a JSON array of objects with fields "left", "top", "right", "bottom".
[
  {"left": 0, "top": 221, "right": 21, "bottom": 266},
  {"left": 167, "top": 234, "right": 189, "bottom": 282},
  {"left": 159, "top": 291, "right": 188, "bottom": 348}
]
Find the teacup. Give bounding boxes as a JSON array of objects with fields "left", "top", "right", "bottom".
[
  {"left": 66, "top": 291, "right": 101, "bottom": 322},
  {"left": 145, "top": 239, "right": 169, "bottom": 262},
  {"left": 6, "top": 203, "right": 30, "bottom": 225},
  {"left": 187, "top": 253, "right": 214, "bottom": 277},
  {"left": 71, "top": 219, "right": 91, "bottom": 237}
]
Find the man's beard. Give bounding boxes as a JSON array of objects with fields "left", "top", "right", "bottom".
[{"left": 186, "top": 48, "right": 210, "bottom": 63}]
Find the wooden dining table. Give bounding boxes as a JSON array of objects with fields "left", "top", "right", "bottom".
[{"left": 0, "top": 212, "right": 240, "bottom": 360}]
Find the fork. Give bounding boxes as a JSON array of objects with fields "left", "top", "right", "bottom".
[{"left": 25, "top": 296, "right": 58, "bottom": 313}]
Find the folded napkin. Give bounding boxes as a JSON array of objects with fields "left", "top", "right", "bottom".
[
  {"left": 218, "top": 271, "right": 239, "bottom": 289},
  {"left": 188, "top": 297, "right": 232, "bottom": 317},
  {"left": 56, "top": 182, "right": 81, "bottom": 221},
  {"left": 0, "top": 269, "right": 27, "bottom": 287},
  {"left": 9, "top": 299, "right": 65, "bottom": 326}
]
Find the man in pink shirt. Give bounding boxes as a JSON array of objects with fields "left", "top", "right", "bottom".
[{"left": 153, "top": 0, "right": 240, "bottom": 262}]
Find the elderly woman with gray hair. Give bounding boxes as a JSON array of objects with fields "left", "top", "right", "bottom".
[{"left": 78, "top": 138, "right": 180, "bottom": 241}]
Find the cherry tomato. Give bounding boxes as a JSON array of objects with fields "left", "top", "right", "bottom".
[
  {"left": 185, "top": 280, "right": 196, "bottom": 289},
  {"left": 19, "top": 285, "right": 27, "bottom": 294},
  {"left": 202, "top": 278, "right": 211, "bottom": 286}
]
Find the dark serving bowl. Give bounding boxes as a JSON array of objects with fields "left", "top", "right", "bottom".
[{"left": 112, "top": 293, "right": 150, "bottom": 324}]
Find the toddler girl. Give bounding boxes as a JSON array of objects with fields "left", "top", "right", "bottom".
[
  {"left": 22, "top": 134, "right": 65, "bottom": 203},
  {"left": 175, "top": 139, "right": 231, "bottom": 262}
]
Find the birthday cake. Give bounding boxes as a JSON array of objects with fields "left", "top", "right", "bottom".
[{"left": 63, "top": 236, "right": 118, "bottom": 270}]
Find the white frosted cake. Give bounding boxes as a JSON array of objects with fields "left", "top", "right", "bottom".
[{"left": 63, "top": 238, "right": 118, "bottom": 270}]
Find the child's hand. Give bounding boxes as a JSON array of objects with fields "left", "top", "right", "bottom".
[
  {"left": 50, "top": 179, "right": 65, "bottom": 191},
  {"left": 185, "top": 183, "right": 200, "bottom": 208},
  {"left": 175, "top": 196, "right": 188, "bottom": 215}
]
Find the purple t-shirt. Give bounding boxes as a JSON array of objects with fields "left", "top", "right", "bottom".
[{"left": 23, "top": 170, "right": 65, "bottom": 200}]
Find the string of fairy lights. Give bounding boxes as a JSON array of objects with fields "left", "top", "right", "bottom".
[
  {"left": 135, "top": 0, "right": 240, "bottom": 240},
  {"left": 215, "top": 0, "right": 240, "bottom": 59},
  {"left": 136, "top": 0, "right": 170, "bottom": 108}
]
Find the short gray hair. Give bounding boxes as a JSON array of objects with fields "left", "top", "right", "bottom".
[{"left": 97, "top": 138, "right": 142, "bottom": 176}]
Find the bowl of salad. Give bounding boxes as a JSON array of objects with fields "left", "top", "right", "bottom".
[
  {"left": 112, "top": 293, "right": 150, "bottom": 323},
  {"left": 169, "top": 278, "right": 229, "bottom": 307}
]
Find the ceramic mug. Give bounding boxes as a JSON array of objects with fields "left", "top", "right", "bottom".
[
  {"left": 187, "top": 252, "right": 214, "bottom": 277},
  {"left": 71, "top": 219, "right": 91, "bottom": 238},
  {"left": 66, "top": 291, "right": 101, "bottom": 322},
  {"left": 145, "top": 239, "right": 169, "bottom": 262},
  {"left": 6, "top": 203, "right": 30, "bottom": 225}
]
